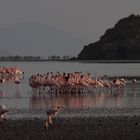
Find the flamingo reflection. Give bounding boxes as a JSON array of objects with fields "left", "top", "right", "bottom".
[{"left": 30, "top": 92, "right": 124, "bottom": 110}]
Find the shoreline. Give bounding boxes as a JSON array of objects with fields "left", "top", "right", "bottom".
[
  {"left": 1, "top": 59, "right": 140, "bottom": 63},
  {"left": 7, "top": 107, "right": 140, "bottom": 119},
  {"left": 0, "top": 115, "right": 140, "bottom": 140}
]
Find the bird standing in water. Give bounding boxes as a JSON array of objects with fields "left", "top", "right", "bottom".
[
  {"left": 45, "top": 106, "right": 65, "bottom": 129},
  {"left": 132, "top": 78, "right": 137, "bottom": 92},
  {"left": 0, "top": 105, "right": 9, "bottom": 123}
]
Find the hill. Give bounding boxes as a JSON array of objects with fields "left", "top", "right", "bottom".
[
  {"left": 78, "top": 14, "right": 140, "bottom": 60},
  {"left": 0, "top": 22, "right": 88, "bottom": 57}
]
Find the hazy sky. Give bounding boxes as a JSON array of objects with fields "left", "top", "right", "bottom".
[{"left": 0, "top": 0, "right": 140, "bottom": 41}]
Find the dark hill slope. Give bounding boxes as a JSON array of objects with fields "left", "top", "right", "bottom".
[{"left": 78, "top": 14, "right": 140, "bottom": 60}]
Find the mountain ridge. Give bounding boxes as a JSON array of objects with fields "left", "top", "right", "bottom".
[
  {"left": 78, "top": 14, "right": 140, "bottom": 60},
  {"left": 0, "top": 22, "right": 88, "bottom": 57}
]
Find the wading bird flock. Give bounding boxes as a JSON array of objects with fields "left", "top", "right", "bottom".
[
  {"left": 29, "top": 72, "right": 128, "bottom": 94},
  {"left": 0, "top": 66, "right": 23, "bottom": 84},
  {"left": 0, "top": 66, "right": 137, "bottom": 129}
]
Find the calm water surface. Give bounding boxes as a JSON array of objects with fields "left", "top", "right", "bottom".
[{"left": 0, "top": 61, "right": 140, "bottom": 111}]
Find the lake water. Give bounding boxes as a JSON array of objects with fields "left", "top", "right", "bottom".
[{"left": 0, "top": 61, "right": 140, "bottom": 111}]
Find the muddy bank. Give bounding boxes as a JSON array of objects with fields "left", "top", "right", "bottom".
[{"left": 0, "top": 115, "right": 140, "bottom": 140}]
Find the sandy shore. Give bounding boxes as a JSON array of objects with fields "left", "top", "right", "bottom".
[{"left": 0, "top": 115, "right": 140, "bottom": 140}]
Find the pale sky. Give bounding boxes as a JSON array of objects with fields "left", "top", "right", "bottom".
[{"left": 0, "top": 0, "right": 140, "bottom": 41}]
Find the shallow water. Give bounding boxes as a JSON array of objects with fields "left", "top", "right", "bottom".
[{"left": 0, "top": 61, "right": 140, "bottom": 112}]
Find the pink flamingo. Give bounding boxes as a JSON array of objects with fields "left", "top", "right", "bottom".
[
  {"left": 14, "top": 77, "right": 21, "bottom": 89},
  {"left": 0, "top": 105, "right": 9, "bottom": 122},
  {"left": 132, "top": 79, "right": 136, "bottom": 90},
  {"left": 45, "top": 106, "right": 65, "bottom": 129},
  {"left": 0, "top": 79, "right": 5, "bottom": 84}
]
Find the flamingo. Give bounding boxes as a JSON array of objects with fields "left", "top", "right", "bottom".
[
  {"left": 14, "top": 77, "right": 21, "bottom": 90},
  {"left": 132, "top": 79, "right": 136, "bottom": 90},
  {"left": 0, "top": 105, "right": 9, "bottom": 122},
  {"left": 132, "top": 79, "right": 136, "bottom": 84},
  {"left": 0, "top": 79, "right": 5, "bottom": 84},
  {"left": 45, "top": 106, "right": 65, "bottom": 129},
  {"left": 14, "top": 78, "right": 21, "bottom": 85}
]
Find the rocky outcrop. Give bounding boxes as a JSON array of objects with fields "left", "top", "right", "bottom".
[{"left": 78, "top": 14, "right": 140, "bottom": 60}]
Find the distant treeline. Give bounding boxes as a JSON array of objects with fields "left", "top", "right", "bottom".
[
  {"left": 0, "top": 55, "right": 77, "bottom": 61},
  {"left": 48, "top": 55, "right": 77, "bottom": 60},
  {"left": 0, "top": 56, "right": 41, "bottom": 61}
]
